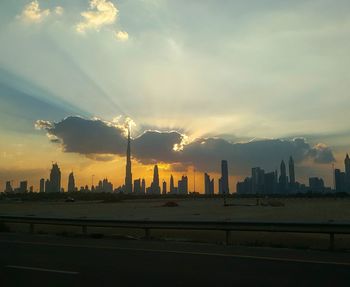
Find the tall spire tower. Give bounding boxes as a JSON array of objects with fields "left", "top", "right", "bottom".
[{"left": 125, "top": 127, "right": 132, "bottom": 193}]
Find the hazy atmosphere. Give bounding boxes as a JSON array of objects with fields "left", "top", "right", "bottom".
[{"left": 1, "top": 0, "right": 350, "bottom": 191}]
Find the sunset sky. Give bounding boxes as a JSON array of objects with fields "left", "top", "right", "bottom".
[{"left": 1, "top": 0, "right": 350, "bottom": 192}]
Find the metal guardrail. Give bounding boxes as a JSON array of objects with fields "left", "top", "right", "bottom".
[{"left": 1, "top": 215, "right": 349, "bottom": 250}]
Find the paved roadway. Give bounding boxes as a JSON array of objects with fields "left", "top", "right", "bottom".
[{"left": 0, "top": 233, "right": 350, "bottom": 287}]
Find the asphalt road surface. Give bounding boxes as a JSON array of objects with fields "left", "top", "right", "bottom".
[{"left": 0, "top": 233, "right": 350, "bottom": 287}]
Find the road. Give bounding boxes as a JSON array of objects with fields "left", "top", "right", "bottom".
[{"left": 0, "top": 233, "right": 349, "bottom": 287}]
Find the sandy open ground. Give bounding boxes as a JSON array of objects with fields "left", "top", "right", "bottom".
[
  {"left": 1, "top": 197, "right": 350, "bottom": 222},
  {"left": 1, "top": 198, "right": 350, "bottom": 250}
]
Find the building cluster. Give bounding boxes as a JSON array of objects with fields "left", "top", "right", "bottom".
[
  {"left": 334, "top": 154, "right": 350, "bottom": 193},
  {"left": 4, "top": 180, "right": 31, "bottom": 193},
  {"left": 236, "top": 157, "right": 300, "bottom": 194},
  {"left": 203, "top": 160, "right": 229, "bottom": 195},
  {"left": 3, "top": 125, "right": 350, "bottom": 195}
]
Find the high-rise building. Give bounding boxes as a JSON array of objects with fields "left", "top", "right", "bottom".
[
  {"left": 345, "top": 154, "right": 350, "bottom": 177},
  {"left": 264, "top": 171, "right": 277, "bottom": 194},
  {"left": 204, "top": 173, "right": 214, "bottom": 195},
  {"left": 204, "top": 173, "right": 210, "bottom": 195},
  {"left": 178, "top": 175, "right": 188, "bottom": 194},
  {"left": 170, "top": 175, "right": 175, "bottom": 194},
  {"left": 252, "top": 167, "right": 265, "bottom": 194},
  {"left": 125, "top": 127, "right": 133, "bottom": 194},
  {"left": 141, "top": 179, "right": 146, "bottom": 194},
  {"left": 309, "top": 177, "right": 325, "bottom": 193},
  {"left": 39, "top": 178, "right": 45, "bottom": 193},
  {"left": 50, "top": 163, "right": 61, "bottom": 193},
  {"left": 134, "top": 179, "right": 141, "bottom": 194},
  {"left": 279, "top": 160, "right": 287, "bottom": 192},
  {"left": 45, "top": 179, "right": 51, "bottom": 193},
  {"left": 335, "top": 169, "right": 346, "bottom": 192},
  {"left": 19, "top": 181, "right": 28, "bottom": 193},
  {"left": 162, "top": 180, "right": 167, "bottom": 195},
  {"left": 68, "top": 172, "right": 75, "bottom": 192},
  {"left": 151, "top": 165, "right": 160, "bottom": 194},
  {"left": 289, "top": 156, "right": 295, "bottom": 187},
  {"left": 344, "top": 154, "right": 350, "bottom": 192},
  {"left": 236, "top": 177, "right": 252, "bottom": 194},
  {"left": 5, "top": 181, "right": 13, "bottom": 193},
  {"left": 219, "top": 160, "right": 229, "bottom": 194},
  {"left": 102, "top": 178, "right": 113, "bottom": 193}
]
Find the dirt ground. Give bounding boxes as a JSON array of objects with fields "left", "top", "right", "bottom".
[
  {"left": 1, "top": 198, "right": 350, "bottom": 250},
  {"left": 1, "top": 197, "right": 350, "bottom": 222}
]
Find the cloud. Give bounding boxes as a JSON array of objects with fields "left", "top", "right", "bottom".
[
  {"left": 309, "top": 143, "right": 336, "bottom": 164},
  {"left": 35, "top": 120, "right": 54, "bottom": 130},
  {"left": 19, "top": 0, "right": 50, "bottom": 23},
  {"left": 36, "top": 116, "right": 336, "bottom": 175},
  {"left": 55, "top": 6, "right": 64, "bottom": 16},
  {"left": 115, "top": 30, "right": 129, "bottom": 41},
  {"left": 36, "top": 116, "right": 127, "bottom": 154},
  {"left": 76, "top": 0, "right": 119, "bottom": 33}
]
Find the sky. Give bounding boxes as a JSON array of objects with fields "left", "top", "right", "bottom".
[{"left": 0, "top": 0, "right": 350, "bottom": 192}]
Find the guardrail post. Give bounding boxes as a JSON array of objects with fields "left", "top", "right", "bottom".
[
  {"left": 30, "top": 223, "right": 34, "bottom": 234},
  {"left": 145, "top": 228, "right": 151, "bottom": 240},
  {"left": 225, "top": 230, "right": 231, "bottom": 245},
  {"left": 329, "top": 233, "right": 335, "bottom": 251},
  {"left": 82, "top": 225, "right": 87, "bottom": 235}
]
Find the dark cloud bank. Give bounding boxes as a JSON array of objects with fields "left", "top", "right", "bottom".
[{"left": 36, "top": 116, "right": 335, "bottom": 175}]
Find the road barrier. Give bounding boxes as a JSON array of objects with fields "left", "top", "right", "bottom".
[{"left": 0, "top": 215, "right": 349, "bottom": 250}]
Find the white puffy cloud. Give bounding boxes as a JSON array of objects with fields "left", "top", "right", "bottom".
[
  {"left": 115, "top": 30, "right": 129, "bottom": 41},
  {"left": 76, "top": 0, "right": 119, "bottom": 33},
  {"left": 19, "top": 0, "right": 50, "bottom": 23},
  {"left": 34, "top": 120, "right": 54, "bottom": 130}
]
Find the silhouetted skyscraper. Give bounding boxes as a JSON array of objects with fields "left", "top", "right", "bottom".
[
  {"left": 68, "top": 172, "right": 75, "bottom": 192},
  {"left": 151, "top": 165, "right": 160, "bottom": 194},
  {"left": 289, "top": 156, "right": 295, "bottom": 186},
  {"left": 178, "top": 175, "right": 188, "bottom": 194},
  {"left": 39, "top": 178, "right": 45, "bottom": 193},
  {"left": 335, "top": 168, "right": 346, "bottom": 192},
  {"left": 309, "top": 177, "right": 325, "bottom": 193},
  {"left": 162, "top": 180, "right": 167, "bottom": 195},
  {"left": 45, "top": 179, "right": 50, "bottom": 193},
  {"left": 344, "top": 154, "right": 350, "bottom": 191},
  {"left": 204, "top": 173, "right": 214, "bottom": 195},
  {"left": 219, "top": 160, "right": 229, "bottom": 194},
  {"left": 279, "top": 160, "right": 287, "bottom": 192},
  {"left": 345, "top": 154, "right": 350, "bottom": 177},
  {"left": 141, "top": 178, "right": 146, "bottom": 194},
  {"left": 134, "top": 179, "right": 141, "bottom": 194},
  {"left": 125, "top": 127, "right": 133, "bottom": 194},
  {"left": 5, "top": 181, "right": 13, "bottom": 193},
  {"left": 102, "top": 178, "right": 113, "bottom": 193},
  {"left": 170, "top": 174, "right": 175, "bottom": 194},
  {"left": 19, "top": 181, "right": 27, "bottom": 193},
  {"left": 49, "top": 163, "right": 61, "bottom": 193},
  {"left": 237, "top": 177, "right": 252, "bottom": 194},
  {"left": 264, "top": 171, "right": 277, "bottom": 194},
  {"left": 252, "top": 167, "right": 264, "bottom": 194}
]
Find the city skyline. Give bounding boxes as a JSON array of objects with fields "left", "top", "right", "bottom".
[
  {"left": 1, "top": 1, "right": 350, "bottom": 191},
  {"left": 5, "top": 141, "right": 350, "bottom": 195}
]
